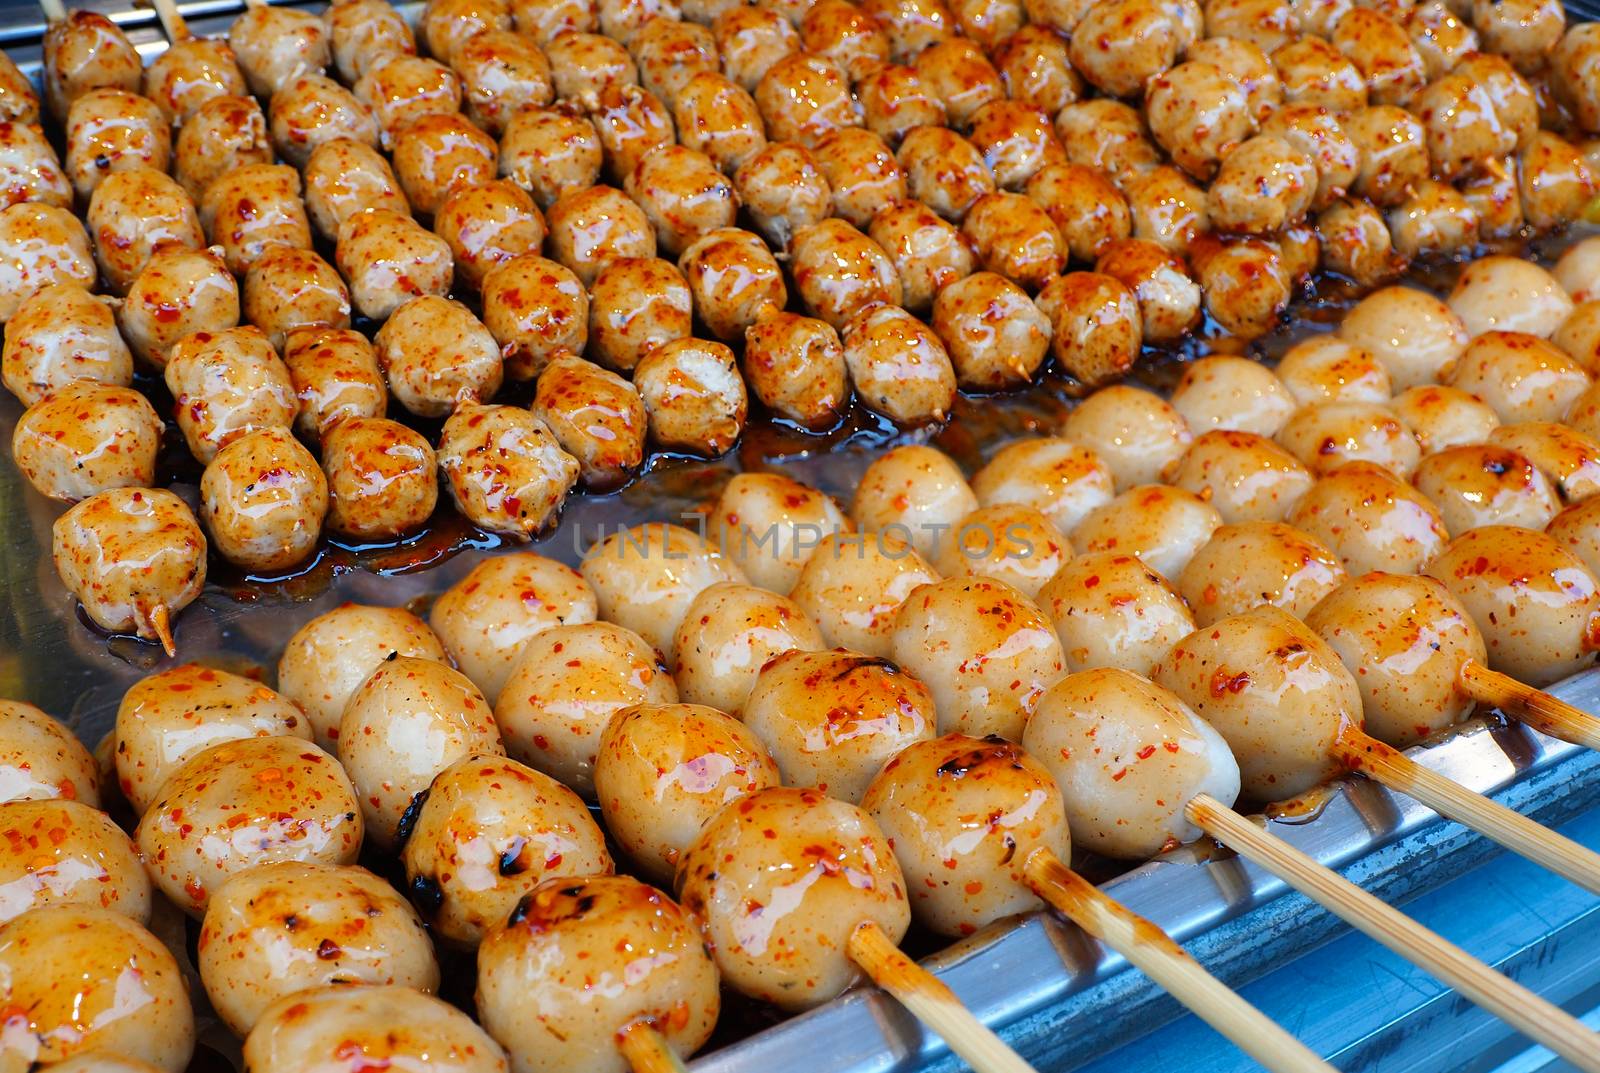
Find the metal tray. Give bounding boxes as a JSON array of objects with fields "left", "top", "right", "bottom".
[{"left": 2, "top": 6, "right": 1599, "bottom": 1070}]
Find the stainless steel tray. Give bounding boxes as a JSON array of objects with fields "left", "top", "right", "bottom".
[{"left": 2, "top": 6, "right": 1599, "bottom": 1070}]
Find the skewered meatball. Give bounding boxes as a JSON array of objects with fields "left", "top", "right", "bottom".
[
  {"left": 840, "top": 302, "right": 958, "bottom": 425},
  {"left": 735, "top": 142, "right": 831, "bottom": 248},
  {"left": 1189, "top": 238, "right": 1290, "bottom": 340},
  {"left": 857, "top": 63, "right": 947, "bottom": 146},
  {"left": 740, "top": 311, "right": 850, "bottom": 428},
  {"left": 243, "top": 247, "right": 351, "bottom": 351},
  {"left": 933, "top": 503, "right": 1068, "bottom": 598},
  {"left": 200, "top": 427, "right": 329, "bottom": 573},
  {"left": 136, "top": 736, "right": 360, "bottom": 915},
  {"left": 1287, "top": 462, "right": 1447, "bottom": 574},
  {"left": 678, "top": 786, "right": 907, "bottom": 1011},
  {"left": 229, "top": 3, "right": 330, "bottom": 97},
  {"left": 336, "top": 209, "right": 454, "bottom": 321},
  {"left": 515, "top": 0, "right": 600, "bottom": 40},
  {"left": 1334, "top": 7, "right": 1427, "bottom": 103},
  {"left": 3, "top": 282, "right": 127, "bottom": 406},
  {"left": 1120, "top": 165, "right": 1212, "bottom": 254},
  {"left": 478, "top": 876, "right": 715, "bottom": 1073},
  {"left": 930, "top": 270, "right": 1048, "bottom": 389},
  {"left": 245, "top": 986, "right": 506, "bottom": 1073},
  {"left": 1343, "top": 105, "right": 1430, "bottom": 206},
  {"left": 267, "top": 75, "right": 377, "bottom": 174},
  {"left": 789, "top": 530, "right": 939, "bottom": 654},
  {"left": 0, "top": 700, "right": 99, "bottom": 807},
  {"left": 1413, "top": 443, "right": 1560, "bottom": 532},
  {"left": 530, "top": 354, "right": 647, "bottom": 489},
  {"left": 0, "top": 798, "right": 149, "bottom": 924},
  {"left": 1555, "top": 301, "right": 1600, "bottom": 373},
  {"left": 634, "top": 17, "right": 720, "bottom": 106},
  {"left": 861, "top": 0, "right": 956, "bottom": 59},
  {"left": 119, "top": 246, "right": 238, "bottom": 371},
  {"left": 1026, "top": 164, "right": 1130, "bottom": 265},
  {"left": 715, "top": 6, "right": 801, "bottom": 91},
  {"left": 1072, "top": 484, "right": 1222, "bottom": 581},
  {"left": 303, "top": 140, "right": 408, "bottom": 250},
  {"left": 42, "top": 11, "right": 141, "bottom": 123},
  {"left": 322, "top": 417, "right": 440, "bottom": 540},
  {"left": 402, "top": 754, "right": 610, "bottom": 945},
  {"left": 967, "top": 100, "right": 1065, "bottom": 192},
  {"left": 1391, "top": 383, "right": 1500, "bottom": 454},
  {"left": 595, "top": 703, "right": 778, "bottom": 881},
  {"left": 745, "top": 650, "right": 934, "bottom": 802},
  {"left": 1275, "top": 34, "right": 1368, "bottom": 111},
  {"left": 56, "top": 492, "right": 204, "bottom": 642},
  {"left": 0, "top": 119, "right": 71, "bottom": 210},
  {"left": 580, "top": 522, "right": 747, "bottom": 658},
  {"left": 862, "top": 202, "right": 969, "bottom": 317},
  {"left": 1094, "top": 239, "right": 1202, "bottom": 345},
  {"left": 1055, "top": 99, "right": 1161, "bottom": 182},
  {"left": 891, "top": 576, "right": 1064, "bottom": 738},
  {"left": 278, "top": 604, "right": 448, "bottom": 749},
  {"left": 440, "top": 405, "right": 580, "bottom": 539},
  {"left": 545, "top": 31, "right": 639, "bottom": 108},
  {"left": 963, "top": 192, "right": 1066, "bottom": 292},
  {"left": 1275, "top": 401, "right": 1421, "bottom": 477},
  {"left": 706, "top": 471, "right": 849, "bottom": 590},
  {"left": 788, "top": 218, "right": 901, "bottom": 328},
  {"left": 1317, "top": 197, "right": 1404, "bottom": 286},
  {"left": 1491, "top": 421, "right": 1600, "bottom": 503},
  {"left": 326, "top": 0, "right": 418, "bottom": 83},
  {"left": 672, "top": 582, "right": 823, "bottom": 713},
  {"left": 279, "top": 326, "right": 384, "bottom": 439},
  {"left": 0, "top": 52, "right": 37, "bottom": 126},
  {"left": 590, "top": 84, "right": 675, "bottom": 182},
  {"left": 1034, "top": 272, "right": 1141, "bottom": 387},
  {"left": 908, "top": 40, "right": 1001, "bottom": 132},
  {"left": 753, "top": 52, "right": 859, "bottom": 148},
  {"left": 1276, "top": 336, "right": 1391, "bottom": 406},
  {"left": 1449, "top": 255, "right": 1573, "bottom": 338},
  {"left": 356, "top": 55, "right": 464, "bottom": 147},
  {"left": 374, "top": 295, "right": 503, "bottom": 417},
  {"left": 801, "top": 0, "right": 892, "bottom": 77},
  {"left": 1548, "top": 497, "right": 1600, "bottom": 578},
  {"left": 1061, "top": 386, "right": 1191, "bottom": 492},
  {"left": 1426, "top": 526, "right": 1600, "bottom": 686},
  {"left": 85, "top": 169, "right": 203, "bottom": 298},
  {"left": 994, "top": 25, "right": 1082, "bottom": 114},
  {"left": 0, "top": 204, "right": 90, "bottom": 326},
  {"left": 1039, "top": 551, "right": 1195, "bottom": 676},
  {"left": 1179, "top": 520, "right": 1347, "bottom": 626},
  {"left": 1069, "top": 0, "right": 1180, "bottom": 98},
  {"left": 545, "top": 185, "right": 656, "bottom": 287},
  {"left": 199, "top": 862, "right": 438, "bottom": 1037},
  {"left": 419, "top": 0, "right": 513, "bottom": 62},
  {"left": 199, "top": 164, "right": 312, "bottom": 276},
  {"left": 338, "top": 656, "right": 504, "bottom": 848},
  {"left": 391, "top": 112, "right": 499, "bottom": 216},
  {"left": 1154, "top": 606, "right": 1361, "bottom": 800},
  {"left": 897, "top": 126, "right": 995, "bottom": 223},
  {"left": 1025, "top": 669, "right": 1240, "bottom": 858},
  {"left": 175, "top": 95, "right": 272, "bottom": 201},
  {"left": 1446, "top": 330, "right": 1591, "bottom": 423},
  {"left": 583, "top": 258, "right": 689, "bottom": 373},
  {"left": 1554, "top": 23, "right": 1600, "bottom": 134},
  {"left": 1209, "top": 136, "right": 1317, "bottom": 234},
  {"left": 456, "top": 31, "right": 554, "bottom": 137},
  {"left": 1408, "top": 0, "right": 1479, "bottom": 75},
  {"left": 495, "top": 621, "right": 675, "bottom": 794},
  {"left": 625, "top": 144, "right": 738, "bottom": 255},
  {"left": 1338, "top": 284, "right": 1467, "bottom": 390},
  {"left": 1260, "top": 105, "right": 1361, "bottom": 211},
  {"left": 1519, "top": 131, "right": 1594, "bottom": 230},
  {"left": 1146, "top": 62, "right": 1253, "bottom": 182},
  {"left": 863, "top": 734, "right": 1068, "bottom": 935},
  {"left": 113, "top": 663, "right": 309, "bottom": 817},
  {"left": 1171, "top": 355, "right": 1294, "bottom": 436},
  {"left": 164, "top": 325, "right": 295, "bottom": 464},
  {"left": 482, "top": 254, "right": 588, "bottom": 380},
  {"left": 13, "top": 382, "right": 161, "bottom": 503},
  {"left": 1473, "top": 0, "right": 1563, "bottom": 72},
  {"left": 1167, "top": 429, "right": 1314, "bottom": 523},
  {"left": 635, "top": 338, "right": 748, "bottom": 455},
  {"left": 970, "top": 437, "right": 1114, "bottom": 534},
  {"left": 0, "top": 906, "right": 193, "bottom": 1071}
]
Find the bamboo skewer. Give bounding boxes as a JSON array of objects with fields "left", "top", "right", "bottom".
[
  {"left": 1022, "top": 850, "right": 1337, "bottom": 1073},
  {"left": 38, "top": 0, "right": 66, "bottom": 24},
  {"left": 617, "top": 1022, "right": 692, "bottom": 1073},
  {"left": 1333, "top": 727, "right": 1600, "bottom": 896},
  {"left": 847, "top": 920, "right": 1040, "bottom": 1073},
  {"left": 1187, "top": 794, "right": 1600, "bottom": 1073},
  {"left": 1458, "top": 661, "right": 1600, "bottom": 752},
  {"left": 149, "top": 0, "right": 191, "bottom": 42}
]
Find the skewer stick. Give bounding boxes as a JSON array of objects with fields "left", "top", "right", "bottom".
[
  {"left": 1459, "top": 661, "right": 1600, "bottom": 751},
  {"left": 148, "top": 604, "right": 176, "bottom": 658},
  {"left": 1187, "top": 795, "right": 1600, "bottom": 1073},
  {"left": 1022, "top": 850, "right": 1336, "bottom": 1073},
  {"left": 846, "top": 921, "right": 1039, "bottom": 1073},
  {"left": 149, "top": 0, "right": 192, "bottom": 42},
  {"left": 1333, "top": 727, "right": 1600, "bottom": 895},
  {"left": 616, "top": 1022, "right": 691, "bottom": 1073},
  {"left": 39, "top": 0, "right": 67, "bottom": 24}
]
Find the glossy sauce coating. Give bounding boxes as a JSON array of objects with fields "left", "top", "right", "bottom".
[
  {"left": 200, "top": 427, "right": 330, "bottom": 573},
  {"left": 243, "top": 985, "right": 506, "bottom": 1073},
  {"left": 529, "top": 354, "right": 648, "bottom": 490},
  {"left": 0, "top": 203, "right": 95, "bottom": 325},
  {"left": 1070, "top": 484, "right": 1222, "bottom": 583},
  {"left": 2, "top": 284, "right": 131, "bottom": 407},
  {"left": 863, "top": 733, "right": 1071, "bottom": 935},
  {"left": 707, "top": 471, "right": 851, "bottom": 591},
  {"left": 85, "top": 168, "right": 203, "bottom": 297},
  {"left": 1038, "top": 552, "right": 1196, "bottom": 677},
  {"left": 1024, "top": 669, "right": 1240, "bottom": 859},
  {"left": 1287, "top": 463, "right": 1448, "bottom": 575},
  {"left": 580, "top": 522, "right": 747, "bottom": 659},
  {"left": 242, "top": 247, "right": 352, "bottom": 354},
  {"left": 164, "top": 326, "right": 296, "bottom": 465},
  {"left": 374, "top": 295, "right": 503, "bottom": 417},
  {"left": 302, "top": 139, "right": 408, "bottom": 242},
  {"left": 321, "top": 417, "right": 439, "bottom": 541},
  {"left": 439, "top": 404, "right": 581, "bottom": 541},
  {"left": 788, "top": 217, "right": 904, "bottom": 329},
  {"left": 677, "top": 786, "right": 909, "bottom": 1011},
  {"left": 673, "top": 582, "right": 823, "bottom": 714},
  {"left": 0, "top": 799, "right": 149, "bottom": 924},
  {"left": 135, "top": 736, "right": 361, "bottom": 916},
  {"left": 401, "top": 753, "right": 612, "bottom": 945},
  {"left": 12, "top": 382, "right": 160, "bottom": 503},
  {"left": 337, "top": 208, "right": 455, "bottom": 322},
  {"left": 0, "top": 701, "right": 99, "bottom": 808},
  {"left": 971, "top": 437, "right": 1115, "bottom": 535},
  {"left": 105, "top": 235, "right": 227, "bottom": 365},
  {"left": 790, "top": 531, "right": 942, "bottom": 657}
]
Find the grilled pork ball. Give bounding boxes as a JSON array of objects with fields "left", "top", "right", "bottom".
[
  {"left": 0, "top": 798, "right": 149, "bottom": 924},
  {"left": 0, "top": 700, "right": 100, "bottom": 807},
  {"left": 175, "top": 95, "right": 273, "bottom": 201},
  {"left": 580, "top": 522, "right": 747, "bottom": 659},
  {"left": 200, "top": 426, "right": 329, "bottom": 573},
  {"left": 12, "top": 382, "right": 160, "bottom": 503},
  {"left": 244, "top": 986, "right": 507, "bottom": 1073},
  {"left": 321, "top": 416, "right": 440, "bottom": 541}
]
